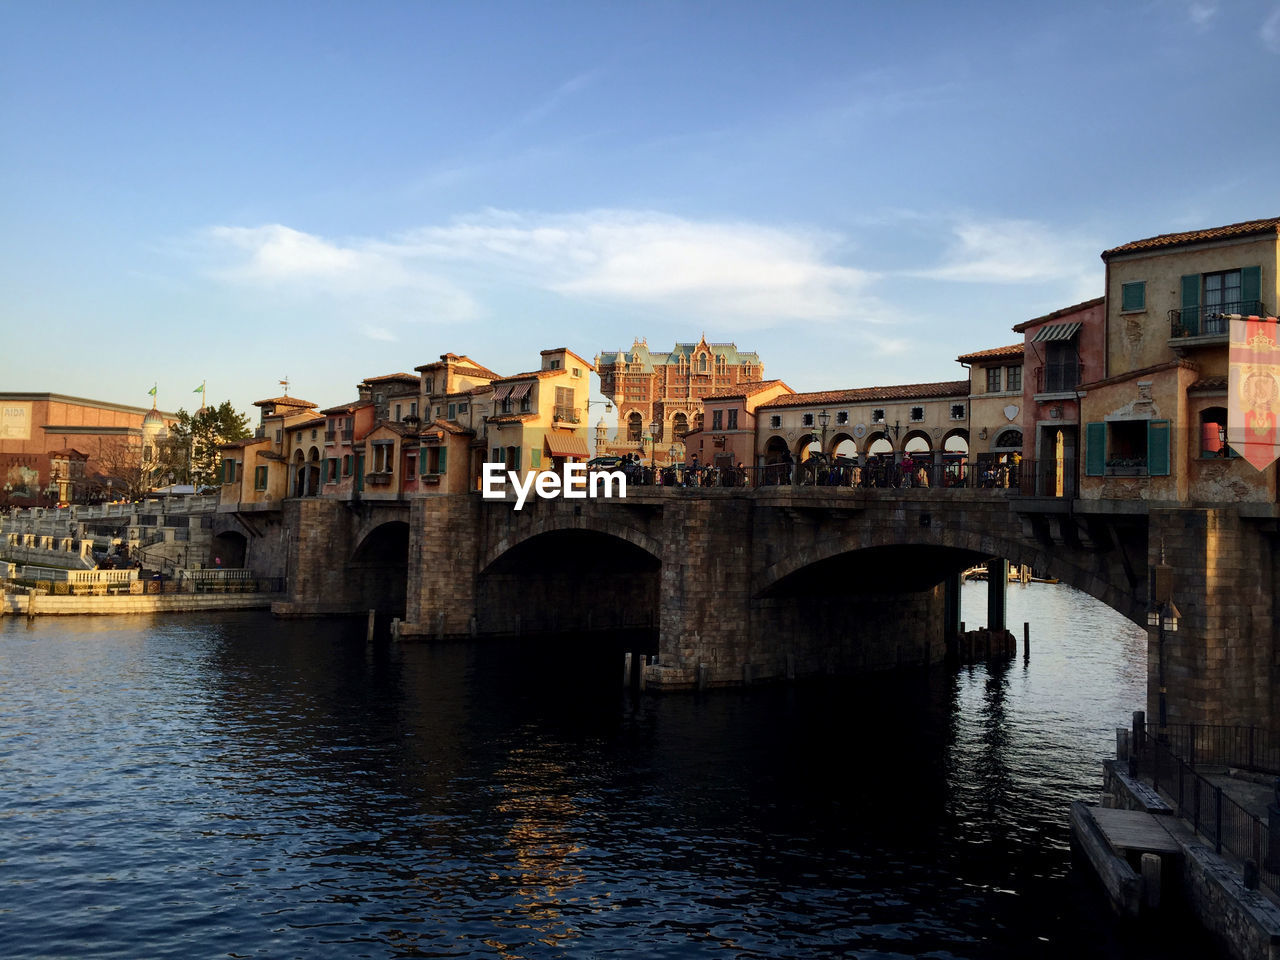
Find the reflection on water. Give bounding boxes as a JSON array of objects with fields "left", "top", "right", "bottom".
[{"left": 0, "top": 584, "right": 1219, "bottom": 958}]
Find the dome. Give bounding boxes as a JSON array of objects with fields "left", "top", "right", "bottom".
[{"left": 143, "top": 408, "right": 165, "bottom": 426}]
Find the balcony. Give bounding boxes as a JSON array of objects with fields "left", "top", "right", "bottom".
[
  {"left": 1169, "top": 300, "right": 1265, "bottom": 339},
  {"left": 366, "top": 472, "right": 392, "bottom": 486},
  {"left": 324, "top": 430, "right": 336, "bottom": 443},
  {"left": 1035, "top": 362, "right": 1082, "bottom": 395},
  {"left": 553, "top": 406, "right": 581, "bottom": 423}
]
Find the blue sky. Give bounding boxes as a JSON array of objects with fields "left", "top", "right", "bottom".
[{"left": 3, "top": 1, "right": 1279, "bottom": 420}]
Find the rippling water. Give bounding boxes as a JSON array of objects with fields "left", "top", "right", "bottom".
[{"left": 0, "top": 585, "right": 1220, "bottom": 958}]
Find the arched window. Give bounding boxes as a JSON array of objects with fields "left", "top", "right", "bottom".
[
  {"left": 699, "top": 354, "right": 708, "bottom": 373},
  {"left": 993, "top": 429, "right": 1022, "bottom": 450},
  {"left": 1200, "top": 406, "right": 1237, "bottom": 458},
  {"left": 627, "top": 412, "right": 643, "bottom": 442},
  {"left": 694, "top": 412, "right": 704, "bottom": 431},
  {"left": 673, "top": 413, "right": 688, "bottom": 437}
]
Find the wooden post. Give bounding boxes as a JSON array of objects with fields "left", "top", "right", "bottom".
[
  {"left": 1140, "top": 853, "right": 1162, "bottom": 910},
  {"left": 697, "top": 662, "right": 708, "bottom": 691},
  {"left": 366, "top": 609, "right": 376, "bottom": 643},
  {"left": 623, "top": 651, "right": 632, "bottom": 687},
  {"left": 1023, "top": 621, "right": 1030, "bottom": 661},
  {"left": 390, "top": 617, "right": 400, "bottom": 640}
]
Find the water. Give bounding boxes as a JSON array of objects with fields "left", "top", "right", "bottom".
[{"left": 0, "top": 584, "right": 1218, "bottom": 958}]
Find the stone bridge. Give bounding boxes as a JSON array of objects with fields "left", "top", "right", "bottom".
[{"left": 274, "top": 487, "right": 1279, "bottom": 733}]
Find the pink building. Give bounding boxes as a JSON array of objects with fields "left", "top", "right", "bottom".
[{"left": 1011, "top": 296, "right": 1105, "bottom": 497}]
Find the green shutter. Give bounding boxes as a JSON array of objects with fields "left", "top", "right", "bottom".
[
  {"left": 1180, "top": 274, "right": 1201, "bottom": 334},
  {"left": 513, "top": 447, "right": 521, "bottom": 471},
  {"left": 1242, "top": 265, "right": 1262, "bottom": 308},
  {"left": 437, "top": 446, "right": 447, "bottom": 473},
  {"left": 1085, "top": 422, "right": 1106, "bottom": 476},
  {"left": 530, "top": 448, "right": 541, "bottom": 468},
  {"left": 448, "top": 403, "right": 456, "bottom": 419},
  {"left": 1121, "top": 281, "right": 1145, "bottom": 312},
  {"left": 355, "top": 453, "right": 364, "bottom": 492},
  {"left": 1147, "top": 420, "right": 1170, "bottom": 476},
  {"left": 420, "top": 449, "right": 429, "bottom": 474}
]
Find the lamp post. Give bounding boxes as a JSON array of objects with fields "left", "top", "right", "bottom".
[
  {"left": 818, "top": 409, "right": 831, "bottom": 456},
  {"left": 1147, "top": 549, "right": 1179, "bottom": 728},
  {"left": 648, "top": 419, "right": 660, "bottom": 477}
]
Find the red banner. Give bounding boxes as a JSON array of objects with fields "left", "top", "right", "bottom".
[{"left": 1229, "top": 316, "right": 1280, "bottom": 470}]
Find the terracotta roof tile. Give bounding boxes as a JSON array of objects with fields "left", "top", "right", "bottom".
[
  {"left": 1102, "top": 217, "right": 1280, "bottom": 260},
  {"left": 361, "top": 372, "right": 419, "bottom": 384},
  {"left": 486, "top": 413, "right": 539, "bottom": 424},
  {"left": 253, "top": 396, "right": 317, "bottom": 409},
  {"left": 956, "top": 344, "right": 1024, "bottom": 363},
  {"left": 1189, "top": 376, "right": 1229, "bottom": 392},
  {"left": 1011, "top": 297, "right": 1105, "bottom": 332},
  {"left": 758, "top": 380, "right": 969, "bottom": 409},
  {"left": 704, "top": 379, "right": 793, "bottom": 401}
]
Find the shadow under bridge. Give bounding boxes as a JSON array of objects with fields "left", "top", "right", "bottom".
[{"left": 477, "top": 529, "right": 660, "bottom": 640}]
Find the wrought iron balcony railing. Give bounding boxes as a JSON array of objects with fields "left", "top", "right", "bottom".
[
  {"left": 553, "top": 406, "right": 581, "bottom": 423},
  {"left": 1034, "top": 361, "right": 1083, "bottom": 394},
  {"left": 1169, "top": 300, "right": 1265, "bottom": 339}
]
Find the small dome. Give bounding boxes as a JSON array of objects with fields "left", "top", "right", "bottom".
[
  {"left": 596, "top": 417, "right": 607, "bottom": 428},
  {"left": 143, "top": 408, "right": 164, "bottom": 425}
]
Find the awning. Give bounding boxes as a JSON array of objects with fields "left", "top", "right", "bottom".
[
  {"left": 491, "top": 384, "right": 514, "bottom": 403},
  {"left": 1031, "top": 321, "right": 1081, "bottom": 342},
  {"left": 507, "top": 380, "right": 534, "bottom": 401},
  {"left": 545, "top": 432, "right": 590, "bottom": 458}
]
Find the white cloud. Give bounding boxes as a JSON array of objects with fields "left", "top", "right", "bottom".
[
  {"left": 1188, "top": 2, "right": 1218, "bottom": 29},
  {"left": 1262, "top": 6, "right": 1280, "bottom": 51},
  {"left": 911, "top": 218, "right": 1100, "bottom": 286},
  {"left": 205, "top": 210, "right": 877, "bottom": 330}
]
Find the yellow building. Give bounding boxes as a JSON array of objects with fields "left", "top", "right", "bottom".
[
  {"left": 218, "top": 396, "right": 320, "bottom": 510},
  {"left": 485, "top": 348, "right": 595, "bottom": 477},
  {"left": 956, "top": 344, "right": 1026, "bottom": 463}
]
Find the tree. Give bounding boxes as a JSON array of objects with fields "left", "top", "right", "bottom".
[
  {"left": 94, "top": 437, "right": 154, "bottom": 501},
  {"left": 166, "top": 402, "right": 252, "bottom": 489}
]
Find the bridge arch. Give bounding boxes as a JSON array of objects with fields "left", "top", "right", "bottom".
[
  {"left": 754, "top": 520, "right": 1144, "bottom": 627},
  {"left": 827, "top": 431, "right": 858, "bottom": 458},
  {"left": 902, "top": 429, "right": 933, "bottom": 453},
  {"left": 349, "top": 519, "right": 410, "bottom": 618},
  {"left": 478, "top": 521, "right": 662, "bottom": 637}
]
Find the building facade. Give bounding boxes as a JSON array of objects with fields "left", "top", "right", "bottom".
[{"left": 595, "top": 337, "right": 763, "bottom": 450}]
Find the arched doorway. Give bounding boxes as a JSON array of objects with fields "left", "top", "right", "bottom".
[
  {"left": 350, "top": 521, "right": 410, "bottom": 619},
  {"left": 763, "top": 436, "right": 792, "bottom": 484}
]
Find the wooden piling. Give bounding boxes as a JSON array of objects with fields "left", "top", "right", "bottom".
[
  {"left": 1023, "top": 621, "right": 1030, "bottom": 660},
  {"left": 623, "top": 651, "right": 632, "bottom": 687},
  {"left": 1141, "top": 853, "right": 1162, "bottom": 909},
  {"left": 366, "top": 609, "right": 376, "bottom": 643}
]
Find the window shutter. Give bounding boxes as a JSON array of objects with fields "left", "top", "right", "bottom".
[
  {"left": 1121, "top": 281, "right": 1145, "bottom": 312},
  {"left": 1147, "top": 420, "right": 1170, "bottom": 476},
  {"left": 1242, "top": 266, "right": 1262, "bottom": 307},
  {"left": 1180, "top": 274, "right": 1200, "bottom": 333},
  {"left": 437, "top": 447, "right": 447, "bottom": 473},
  {"left": 1085, "top": 422, "right": 1106, "bottom": 476},
  {"left": 420, "top": 449, "right": 429, "bottom": 474},
  {"left": 530, "top": 448, "right": 541, "bottom": 468},
  {"left": 492, "top": 447, "right": 500, "bottom": 463},
  {"left": 513, "top": 447, "right": 521, "bottom": 471}
]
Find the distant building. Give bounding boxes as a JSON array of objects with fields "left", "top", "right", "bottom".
[
  {"left": 595, "top": 337, "right": 763, "bottom": 451},
  {"left": 955, "top": 344, "right": 1025, "bottom": 465},
  {"left": 0, "top": 392, "right": 178, "bottom": 503}
]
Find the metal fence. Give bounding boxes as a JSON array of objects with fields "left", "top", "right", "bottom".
[
  {"left": 6, "top": 575, "right": 285, "bottom": 597},
  {"left": 1156, "top": 722, "right": 1280, "bottom": 775},
  {"left": 1137, "top": 729, "right": 1280, "bottom": 892}
]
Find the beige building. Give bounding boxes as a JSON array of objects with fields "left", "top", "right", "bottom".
[
  {"left": 956, "top": 344, "right": 1026, "bottom": 464},
  {"left": 1083, "top": 216, "right": 1280, "bottom": 501},
  {"left": 217, "top": 396, "right": 321, "bottom": 510},
  {"left": 485, "top": 348, "right": 596, "bottom": 477}
]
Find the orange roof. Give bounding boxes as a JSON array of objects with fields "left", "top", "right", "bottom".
[
  {"left": 704, "top": 379, "right": 793, "bottom": 401},
  {"left": 1102, "top": 217, "right": 1280, "bottom": 260},
  {"left": 361, "top": 372, "right": 418, "bottom": 384},
  {"left": 757, "top": 380, "right": 969, "bottom": 409},
  {"left": 1012, "top": 297, "right": 1104, "bottom": 333},
  {"left": 490, "top": 369, "right": 561, "bottom": 383},
  {"left": 414, "top": 354, "right": 503, "bottom": 379},
  {"left": 540, "top": 347, "right": 597, "bottom": 372},
  {"left": 253, "top": 396, "right": 317, "bottom": 409},
  {"left": 956, "top": 344, "right": 1023, "bottom": 363}
]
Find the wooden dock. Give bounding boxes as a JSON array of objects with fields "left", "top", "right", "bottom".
[{"left": 1090, "top": 807, "right": 1180, "bottom": 856}]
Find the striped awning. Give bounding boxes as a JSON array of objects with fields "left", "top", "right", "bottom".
[
  {"left": 491, "top": 383, "right": 514, "bottom": 403},
  {"left": 545, "top": 432, "right": 590, "bottom": 458},
  {"left": 507, "top": 380, "right": 534, "bottom": 401},
  {"left": 1031, "top": 321, "right": 1081, "bottom": 342}
]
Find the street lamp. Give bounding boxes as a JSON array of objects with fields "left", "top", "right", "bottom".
[
  {"left": 1148, "top": 549, "right": 1180, "bottom": 728},
  {"left": 648, "top": 419, "right": 660, "bottom": 476},
  {"left": 818, "top": 409, "right": 831, "bottom": 455}
]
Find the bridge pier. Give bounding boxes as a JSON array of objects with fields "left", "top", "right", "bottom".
[{"left": 986, "top": 558, "right": 1008, "bottom": 634}]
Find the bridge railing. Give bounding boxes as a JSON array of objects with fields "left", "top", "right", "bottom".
[
  {"left": 1137, "top": 729, "right": 1280, "bottom": 893},
  {"left": 619, "top": 458, "right": 1069, "bottom": 496}
]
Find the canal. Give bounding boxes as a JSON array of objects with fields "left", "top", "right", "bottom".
[{"left": 0, "top": 583, "right": 1222, "bottom": 958}]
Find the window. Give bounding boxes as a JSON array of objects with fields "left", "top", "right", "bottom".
[
  {"left": 459, "top": 402, "right": 468, "bottom": 413},
  {"left": 410, "top": 402, "right": 417, "bottom": 418},
  {"left": 406, "top": 454, "right": 416, "bottom": 477},
  {"left": 530, "top": 449, "right": 542, "bottom": 468},
  {"left": 951, "top": 404, "right": 966, "bottom": 420},
  {"left": 910, "top": 406, "right": 924, "bottom": 422},
  {"left": 727, "top": 409, "right": 738, "bottom": 430},
  {"left": 699, "top": 355, "right": 708, "bottom": 373},
  {"left": 371, "top": 441, "right": 395, "bottom": 473},
  {"left": 770, "top": 415, "right": 781, "bottom": 428},
  {"left": 1043, "top": 341, "right": 1079, "bottom": 393},
  {"left": 1085, "top": 420, "right": 1170, "bottom": 477},
  {"left": 326, "top": 458, "right": 338, "bottom": 483},
  {"left": 254, "top": 466, "right": 268, "bottom": 490},
  {"left": 993, "top": 429, "right": 1022, "bottom": 449},
  {"left": 222, "top": 459, "right": 237, "bottom": 483},
  {"left": 342, "top": 455, "right": 352, "bottom": 476},
  {"left": 712, "top": 410, "right": 723, "bottom": 430},
  {"left": 519, "top": 394, "right": 532, "bottom": 413},
  {"left": 394, "top": 404, "right": 401, "bottom": 421},
  {"left": 1179, "top": 266, "right": 1262, "bottom": 336},
  {"left": 836, "top": 411, "right": 848, "bottom": 425},
  {"left": 673, "top": 413, "right": 688, "bottom": 437},
  {"left": 423, "top": 377, "right": 433, "bottom": 394},
  {"left": 448, "top": 403, "right": 456, "bottom": 420},
  {"left": 572, "top": 367, "right": 581, "bottom": 377},
  {"left": 549, "top": 358, "right": 561, "bottom": 370},
  {"left": 628, "top": 412, "right": 643, "bottom": 442},
  {"left": 1121, "top": 281, "right": 1146, "bottom": 312},
  {"left": 800, "top": 412, "right": 813, "bottom": 427},
  {"left": 1199, "top": 406, "right": 1238, "bottom": 458},
  {"left": 1006, "top": 366, "right": 1022, "bottom": 392},
  {"left": 275, "top": 430, "right": 282, "bottom": 443},
  {"left": 872, "top": 409, "right": 885, "bottom": 424},
  {"left": 986, "top": 368, "right": 1002, "bottom": 392}
]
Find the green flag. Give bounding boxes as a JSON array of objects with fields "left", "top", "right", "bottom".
[
  {"left": 194, "top": 385, "right": 204, "bottom": 393},
  {"left": 148, "top": 385, "right": 157, "bottom": 397}
]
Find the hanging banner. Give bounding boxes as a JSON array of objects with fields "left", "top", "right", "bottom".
[{"left": 1228, "top": 316, "right": 1280, "bottom": 470}]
